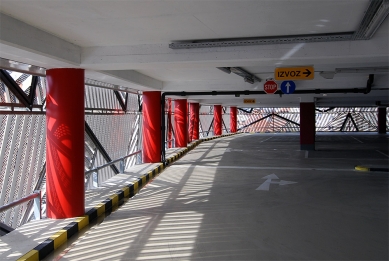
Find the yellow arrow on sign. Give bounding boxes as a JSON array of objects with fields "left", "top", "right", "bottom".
[{"left": 275, "top": 66, "right": 314, "bottom": 80}]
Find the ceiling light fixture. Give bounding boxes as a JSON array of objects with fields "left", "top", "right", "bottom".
[
  {"left": 217, "top": 67, "right": 231, "bottom": 74},
  {"left": 335, "top": 66, "right": 389, "bottom": 74},
  {"left": 217, "top": 67, "right": 261, "bottom": 84},
  {"left": 244, "top": 77, "right": 254, "bottom": 84},
  {"left": 319, "top": 71, "right": 336, "bottom": 79},
  {"left": 363, "top": 0, "right": 389, "bottom": 39},
  {"left": 170, "top": 1, "right": 387, "bottom": 49},
  {"left": 170, "top": 33, "right": 353, "bottom": 49},
  {"left": 354, "top": 0, "right": 389, "bottom": 39}
]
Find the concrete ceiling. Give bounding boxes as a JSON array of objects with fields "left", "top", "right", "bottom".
[{"left": 0, "top": 0, "right": 388, "bottom": 107}]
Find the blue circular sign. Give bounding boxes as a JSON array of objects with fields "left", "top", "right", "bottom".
[{"left": 280, "top": 81, "right": 296, "bottom": 94}]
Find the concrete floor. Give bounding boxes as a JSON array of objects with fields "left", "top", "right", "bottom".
[
  {"left": 50, "top": 133, "right": 388, "bottom": 261},
  {"left": 0, "top": 161, "right": 169, "bottom": 260}
]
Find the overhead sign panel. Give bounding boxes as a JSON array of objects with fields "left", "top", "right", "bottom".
[
  {"left": 244, "top": 99, "right": 256, "bottom": 104},
  {"left": 280, "top": 81, "right": 296, "bottom": 94},
  {"left": 275, "top": 66, "right": 314, "bottom": 80},
  {"left": 264, "top": 80, "right": 278, "bottom": 94}
]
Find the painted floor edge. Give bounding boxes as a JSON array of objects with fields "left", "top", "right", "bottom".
[{"left": 16, "top": 133, "right": 237, "bottom": 261}]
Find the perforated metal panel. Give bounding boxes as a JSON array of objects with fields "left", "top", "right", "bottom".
[
  {"left": 0, "top": 82, "right": 6, "bottom": 103},
  {"left": 238, "top": 108, "right": 299, "bottom": 133},
  {"left": 85, "top": 113, "right": 140, "bottom": 186},
  {"left": 238, "top": 107, "right": 381, "bottom": 132},
  {"left": 198, "top": 105, "right": 230, "bottom": 137},
  {"left": 85, "top": 85, "right": 121, "bottom": 111},
  {"left": 316, "top": 107, "right": 379, "bottom": 132},
  {"left": 0, "top": 115, "right": 46, "bottom": 228},
  {"left": 1, "top": 71, "right": 142, "bottom": 228},
  {"left": 1, "top": 67, "right": 387, "bottom": 231}
]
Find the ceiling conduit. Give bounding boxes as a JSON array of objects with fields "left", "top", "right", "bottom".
[
  {"left": 160, "top": 74, "right": 378, "bottom": 163},
  {"left": 169, "top": 0, "right": 389, "bottom": 49}
]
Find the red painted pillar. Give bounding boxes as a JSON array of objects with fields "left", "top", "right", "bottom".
[
  {"left": 230, "top": 107, "right": 237, "bottom": 133},
  {"left": 300, "top": 102, "right": 315, "bottom": 150},
  {"left": 167, "top": 98, "right": 173, "bottom": 148},
  {"left": 189, "top": 103, "right": 200, "bottom": 141},
  {"left": 378, "top": 107, "right": 387, "bottom": 134},
  {"left": 214, "top": 105, "right": 222, "bottom": 135},
  {"left": 46, "top": 68, "right": 85, "bottom": 218},
  {"left": 143, "top": 91, "right": 161, "bottom": 163},
  {"left": 175, "top": 99, "right": 188, "bottom": 147}
]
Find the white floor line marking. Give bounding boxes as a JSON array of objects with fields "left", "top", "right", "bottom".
[
  {"left": 305, "top": 151, "right": 309, "bottom": 158},
  {"left": 170, "top": 165, "right": 352, "bottom": 172},
  {"left": 350, "top": 136, "right": 364, "bottom": 143},
  {"left": 376, "top": 150, "right": 389, "bottom": 157},
  {"left": 260, "top": 137, "right": 274, "bottom": 143}
]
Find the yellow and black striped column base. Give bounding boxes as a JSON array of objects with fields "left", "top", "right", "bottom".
[
  {"left": 18, "top": 163, "right": 165, "bottom": 261},
  {"left": 165, "top": 133, "right": 238, "bottom": 165},
  {"left": 355, "top": 165, "right": 389, "bottom": 172},
  {"left": 18, "top": 133, "right": 239, "bottom": 261}
]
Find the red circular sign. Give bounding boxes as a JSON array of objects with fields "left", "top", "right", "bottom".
[{"left": 264, "top": 80, "right": 278, "bottom": 94}]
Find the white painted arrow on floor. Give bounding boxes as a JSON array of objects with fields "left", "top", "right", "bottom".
[{"left": 256, "top": 174, "right": 297, "bottom": 191}]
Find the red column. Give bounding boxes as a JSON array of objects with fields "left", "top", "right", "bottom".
[
  {"left": 300, "top": 102, "right": 315, "bottom": 150},
  {"left": 230, "top": 107, "right": 237, "bottom": 133},
  {"left": 175, "top": 99, "right": 188, "bottom": 147},
  {"left": 167, "top": 98, "right": 173, "bottom": 148},
  {"left": 189, "top": 103, "right": 200, "bottom": 141},
  {"left": 214, "top": 105, "right": 222, "bottom": 135},
  {"left": 46, "top": 68, "right": 84, "bottom": 219},
  {"left": 142, "top": 91, "right": 161, "bottom": 163},
  {"left": 378, "top": 107, "right": 387, "bottom": 134}
]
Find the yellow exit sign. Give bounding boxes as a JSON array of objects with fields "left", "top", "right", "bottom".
[
  {"left": 275, "top": 66, "right": 314, "bottom": 80},
  {"left": 244, "top": 99, "right": 255, "bottom": 104}
]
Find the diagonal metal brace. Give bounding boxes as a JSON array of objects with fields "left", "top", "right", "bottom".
[
  {"left": 114, "top": 90, "right": 126, "bottom": 111},
  {"left": 273, "top": 114, "right": 300, "bottom": 126},
  {"left": 238, "top": 113, "right": 273, "bottom": 131},
  {"left": 0, "top": 69, "right": 32, "bottom": 110},
  {"left": 29, "top": 76, "right": 38, "bottom": 105},
  {"left": 85, "top": 122, "right": 120, "bottom": 174}
]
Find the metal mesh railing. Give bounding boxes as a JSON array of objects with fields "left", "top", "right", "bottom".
[
  {"left": 0, "top": 69, "right": 142, "bottom": 229},
  {"left": 199, "top": 105, "right": 229, "bottom": 137},
  {"left": 85, "top": 113, "right": 141, "bottom": 188},
  {"left": 238, "top": 107, "right": 386, "bottom": 132},
  {"left": 1, "top": 67, "right": 388, "bottom": 231},
  {"left": 0, "top": 114, "right": 46, "bottom": 228}
]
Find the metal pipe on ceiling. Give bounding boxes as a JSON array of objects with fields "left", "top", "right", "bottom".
[{"left": 160, "top": 75, "right": 376, "bottom": 163}]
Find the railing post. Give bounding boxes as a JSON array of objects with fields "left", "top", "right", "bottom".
[
  {"left": 120, "top": 158, "right": 125, "bottom": 173},
  {"left": 33, "top": 190, "right": 41, "bottom": 220},
  {"left": 136, "top": 153, "right": 142, "bottom": 164},
  {"left": 96, "top": 170, "right": 99, "bottom": 187}
]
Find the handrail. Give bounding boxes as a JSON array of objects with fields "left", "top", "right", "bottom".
[
  {"left": 20, "top": 165, "right": 46, "bottom": 224},
  {"left": 0, "top": 191, "right": 41, "bottom": 220},
  {"left": 164, "top": 138, "right": 175, "bottom": 149},
  {"left": 85, "top": 150, "right": 141, "bottom": 175}
]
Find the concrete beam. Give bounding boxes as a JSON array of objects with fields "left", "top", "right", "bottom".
[
  {"left": 81, "top": 17, "right": 389, "bottom": 70},
  {"left": 98, "top": 70, "right": 163, "bottom": 91},
  {"left": 0, "top": 14, "right": 162, "bottom": 90},
  {"left": 0, "top": 13, "right": 81, "bottom": 65}
]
